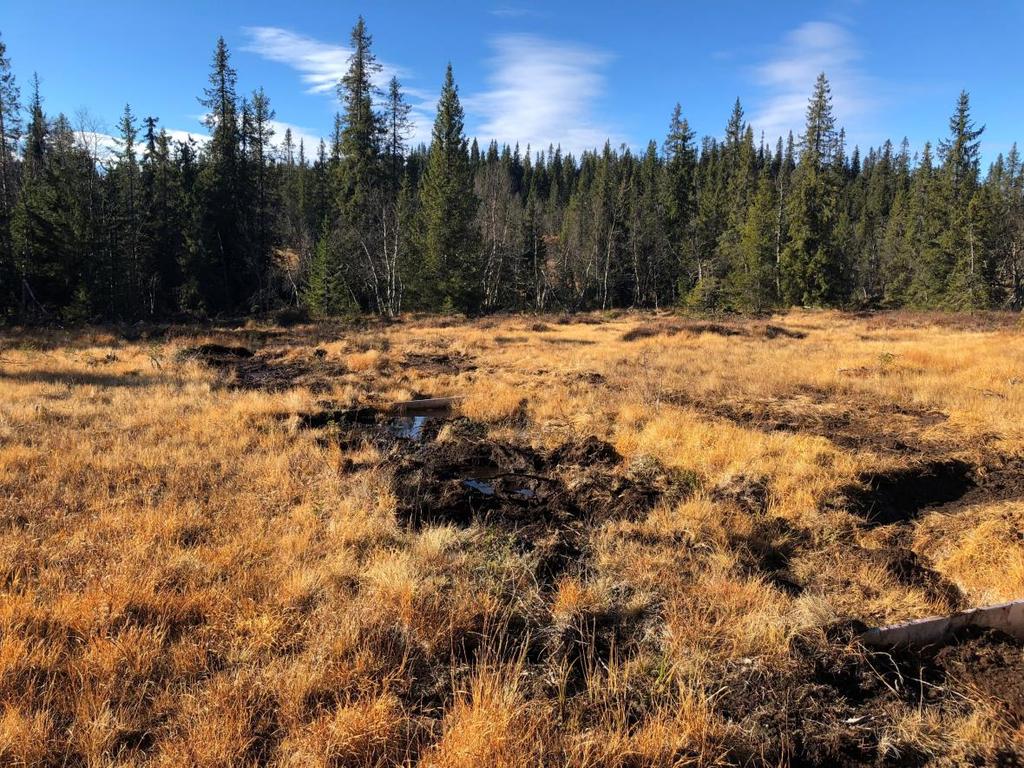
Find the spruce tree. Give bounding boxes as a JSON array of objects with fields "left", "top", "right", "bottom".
[
  {"left": 419, "top": 64, "right": 478, "bottom": 313},
  {"left": 629, "top": 140, "right": 669, "bottom": 306},
  {"left": 780, "top": 73, "right": 843, "bottom": 305},
  {"left": 12, "top": 75, "right": 57, "bottom": 317},
  {"left": 661, "top": 103, "right": 697, "bottom": 304},
  {"left": 0, "top": 34, "right": 20, "bottom": 316},
  {"left": 939, "top": 91, "right": 988, "bottom": 308},
  {"left": 196, "top": 36, "right": 244, "bottom": 313},
  {"left": 245, "top": 87, "right": 276, "bottom": 307},
  {"left": 139, "top": 118, "right": 184, "bottom": 315},
  {"left": 111, "top": 104, "right": 141, "bottom": 315},
  {"left": 726, "top": 164, "right": 778, "bottom": 310},
  {"left": 990, "top": 144, "right": 1024, "bottom": 308},
  {"left": 903, "top": 143, "right": 946, "bottom": 306},
  {"left": 331, "top": 19, "right": 407, "bottom": 315},
  {"left": 718, "top": 112, "right": 758, "bottom": 307},
  {"left": 385, "top": 76, "right": 412, "bottom": 191}
]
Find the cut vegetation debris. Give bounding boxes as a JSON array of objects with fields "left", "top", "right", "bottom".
[{"left": 1, "top": 310, "right": 1022, "bottom": 766}]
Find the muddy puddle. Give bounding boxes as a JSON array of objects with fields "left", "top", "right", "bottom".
[
  {"left": 294, "top": 397, "right": 456, "bottom": 447},
  {"left": 388, "top": 398, "right": 456, "bottom": 441},
  {"left": 391, "top": 414, "right": 431, "bottom": 440},
  {"left": 456, "top": 465, "right": 537, "bottom": 499}
]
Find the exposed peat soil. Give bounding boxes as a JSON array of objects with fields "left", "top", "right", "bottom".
[
  {"left": 401, "top": 351, "right": 478, "bottom": 375},
  {"left": 843, "top": 456, "right": 1024, "bottom": 527},
  {"left": 297, "top": 400, "right": 686, "bottom": 590},
  {"left": 292, "top": 396, "right": 1024, "bottom": 765},
  {"left": 666, "top": 386, "right": 1024, "bottom": 527},
  {"left": 665, "top": 389, "right": 949, "bottom": 455},
  {"left": 185, "top": 326, "right": 1023, "bottom": 765},
  {"left": 658, "top": 382, "right": 1024, "bottom": 763},
  {"left": 392, "top": 432, "right": 679, "bottom": 584},
  {"left": 716, "top": 625, "right": 1024, "bottom": 767},
  {"left": 178, "top": 343, "right": 349, "bottom": 392},
  {"left": 296, "top": 402, "right": 693, "bottom": 701},
  {"left": 622, "top": 319, "right": 808, "bottom": 342}
]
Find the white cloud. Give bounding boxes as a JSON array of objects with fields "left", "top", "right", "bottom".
[
  {"left": 74, "top": 131, "right": 118, "bottom": 162},
  {"left": 489, "top": 6, "right": 545, "bottom": 18},
  {"left": 79, "top": 113, "right": 329, "bottom": 168},
  {"left": 243, "top": 26, "right": 365, "bottom": 95},
  {"left": 467, "top": 34, "right": 620, "bottom": 156},
  {"left": 269, "top": 120, "right": 323, "bottom": 155},
  {"left": 164, "top": 129, "right": 209, "bottom": 147},
  {"left": 749, "top": 21, "right": 878, "bottom": 149},
  {"left": 242, "top": 26, "right": 433, "bottom": 150},
  {"left": 74, "top": 128, "right": 207, "bottom": 163}
]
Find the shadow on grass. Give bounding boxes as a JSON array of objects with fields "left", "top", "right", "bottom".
[{"left": 0, "top": 368, "right": 167, "bottom": 389}]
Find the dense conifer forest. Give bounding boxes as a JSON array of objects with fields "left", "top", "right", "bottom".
[{"left": 0, "top": 18, "right": 1021, "bottom": 322}]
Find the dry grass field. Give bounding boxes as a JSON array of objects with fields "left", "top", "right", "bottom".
[{"left": 1, "top": 310, "right": 1022, "bottom": 766}]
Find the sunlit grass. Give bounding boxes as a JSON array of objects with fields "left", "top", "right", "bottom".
[{"left": 0, "top": 310, "right": 1020, "bottom": 764}]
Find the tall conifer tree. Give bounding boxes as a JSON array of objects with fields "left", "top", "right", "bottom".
[{"left": 419, "top": 64, "right": 478, "bottom": 312}]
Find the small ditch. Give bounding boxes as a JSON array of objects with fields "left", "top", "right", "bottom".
[
  {"left": 841, "top": 455, "right": 1024, "bottom": 527},
  {"left": 666, "top": 391, "right": 948, "bottom": 455},
  {"left": 844, "top": 459, "right": 975, "bottom": 526}
]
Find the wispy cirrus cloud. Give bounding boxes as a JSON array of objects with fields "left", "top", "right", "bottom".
[
  {"left": 242, "top": 26, "right": 433, "bottom": 146},
  {"left": 749, "top": 21, "right": 879, "bottom": 149},
  {"left": 243, "top": 26, "right": 368, "bottom": 95},
  {"left": 489, "top": 6, "right": 546, "bottom": 18},
  {"left": 467, "top": 34, "right": 621, "bottom": 156}
]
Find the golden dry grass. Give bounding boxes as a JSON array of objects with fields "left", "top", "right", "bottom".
[{"left": 0, "top": 310, "right": 1022, "bottom": 766}]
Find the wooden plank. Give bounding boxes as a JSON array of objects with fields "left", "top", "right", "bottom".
[
  {"left": 861, "top": 599, "right": 1024, "bottom": 649},
  {"left": 389, "top": 397, "right": 462, "bottom": 414}
]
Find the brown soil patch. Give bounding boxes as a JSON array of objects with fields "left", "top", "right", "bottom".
[
  {"left": 729, "top": 515, "right": 808, "bottom": 595},
  {"left": 842, "top": 460, "right": 976, "bottom": 526},
  {"left": 841, "top": 456, "right": 1024, "bottom": 527},
  {"left": 179, "top": 344, "right": 349, "bottom": 391},
  {"left": 718, "top": 626, "right": 1023, "bottom": 767},
  {"left": 176, "top": 343, "right": 254, "bottom": 363},
  {"left": 859, "top": 311, "right": 1024, "bottom": 333},
  {"left": 667, "top": 390, "right": 948, "bottom": 455},
  {"left": 622, "top": 319, "right": 808, "bottom": 342},
  {"left": 402, "top": 352, "right": 477, "bottom": 374},
  {"left": 392, "top": 432, "right": 683, "bottom": 584}
]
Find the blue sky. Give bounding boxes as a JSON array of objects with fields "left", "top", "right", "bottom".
[{"left": 5, "top": 1, "right": 1024, "bottom": 163}]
